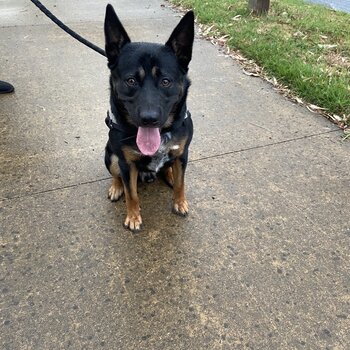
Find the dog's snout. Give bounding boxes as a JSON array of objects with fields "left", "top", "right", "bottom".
[{"left": 139, "top": 110, "right": 160, "bottom": 126}]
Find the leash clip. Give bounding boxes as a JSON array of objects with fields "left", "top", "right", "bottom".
[
  {"left": 105, "top": 110, "right": 118, "bottom": 130},
  {"left": 105, "top": 110, "right": 113, "bottom": 129}
]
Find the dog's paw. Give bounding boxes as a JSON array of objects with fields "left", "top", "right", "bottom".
[
  {"left": 173, "top": 199, "right": 189, "bottom": 217},
  {"left": 108, "top": 184, "right": 124, "bottom": 202},
  {"left": 123, "top": 214, "right": 143, "bottom": 232}
]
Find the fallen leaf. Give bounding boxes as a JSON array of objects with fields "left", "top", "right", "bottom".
[
  {"left": 309, "top": 104, "right": 327, "bottom": 110},
  {"left": 306, "top": 104, "right": 327, "bottom": 113},
  {"left": 243, "top": 69, "right": 260, "bottom": 77},
  {"left": 318, "top": 44, "right": 337, "bottom": 49},
  {"left": 203, "top": 25, "right": 216, "bottom": 36},
  {"left": 331, "top": 114, "right": 343, "bottom": 121},
  {"left": 293, "top": 31, "right": 304, "bottom": 37}
]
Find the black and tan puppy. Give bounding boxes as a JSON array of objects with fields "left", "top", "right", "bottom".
[{"left": 104, "top": 5, "right": 194, "bottom": 231}]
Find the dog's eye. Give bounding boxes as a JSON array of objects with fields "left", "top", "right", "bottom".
[
  {"left": 161, "top": 78, "right": 171, "bottom": 87},
  {"left": 126, "top": 77, "right": 137, "bottom": 86}
]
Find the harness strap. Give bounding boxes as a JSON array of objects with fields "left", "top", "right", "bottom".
[{"left": 105, "top": 110, "right": 123, "bottom": 131}]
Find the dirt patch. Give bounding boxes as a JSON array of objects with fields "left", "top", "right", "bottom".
[{"left": 325, "top": 52, "right": 350, "bottom": 69}]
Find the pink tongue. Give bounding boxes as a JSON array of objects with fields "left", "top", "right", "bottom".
[{"left": 136, "top": 127, "right": 161, "bottom": 156}]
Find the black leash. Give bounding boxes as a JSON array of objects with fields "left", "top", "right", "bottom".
[{"left": 30, "top": 0, "right": 106, "bottom": 57}]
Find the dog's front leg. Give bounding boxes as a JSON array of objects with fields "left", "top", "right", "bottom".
[
  {"left": 121, "top": 163, "right": 142, "bottom": 231},
  {"left": 172, "top": 157, "right": 189, "bottom": 216}
]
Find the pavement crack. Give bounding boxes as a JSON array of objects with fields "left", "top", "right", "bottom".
[
  {"left": 0, "top": 129, "right": 339, "bottom": 202},
  {"left": 0, "top": 176, "right": 112, "bottom": 202},
  {"left": 189, "top": 129, "right": 339, "bottom": 164}
]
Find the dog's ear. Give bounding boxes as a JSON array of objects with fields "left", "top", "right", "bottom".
[
  {"left": 166, "top": 11, "right": 195, "bottom": 71},
  {"left": 104, "top": 4, "right": 131, "bottom": 67}
]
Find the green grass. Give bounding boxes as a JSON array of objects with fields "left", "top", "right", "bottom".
[{"left": 171, "top": 0, "right": 350, "bottom": 123}]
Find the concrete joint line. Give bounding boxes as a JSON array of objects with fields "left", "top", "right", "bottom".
[
  {"left": 0, "top": 129, "right": 339, "bottom": 202},
  {"left": 189, "top": 129, "right": 340, "bottom": 163}
]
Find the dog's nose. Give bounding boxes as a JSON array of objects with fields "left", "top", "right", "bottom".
[{"left": 139, "top": 110, "right": 160, "bottom": 127}]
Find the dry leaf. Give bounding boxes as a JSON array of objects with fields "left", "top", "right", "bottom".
[
  {"left": 306, "top": 104, "right": 327, "bottom": 113},
  {"left": 331, "top": 114, "right": 343, "bottom": 121},
  {"left": 243, "top": 69, "right": 260, "bottom": 77},
  {"left": 309, "top": 104, "right": 327, "bottom": 110},
  {"left": 318, "top": 44, "right": 337, "bottom": 49},
  {"left": 203, "top": 25, "right": 216, "bottom": 36},
  {"left": 232, "top": 15, "right": 241, "bottom": 21},
  {"left": 293, "top": 31, "right": 304, "bottom": 37}
]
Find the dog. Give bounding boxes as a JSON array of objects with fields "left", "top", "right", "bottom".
[{"left": 103, "top": 4, "right": 194, "bottom": 231}]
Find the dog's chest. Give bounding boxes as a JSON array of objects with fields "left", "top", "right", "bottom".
[
  {"left": 147, "top": 150, "right": 170, "bottom": 172},
  {"left": 145, "top": 132, "right": 176, "bottom": 173}
]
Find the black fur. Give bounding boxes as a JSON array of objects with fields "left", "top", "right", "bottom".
[{"left": 104, "top": 4, "right": 194, "bottom": 230}]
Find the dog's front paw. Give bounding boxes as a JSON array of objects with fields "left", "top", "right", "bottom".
[
  {"left": 123, "top": 214, "right": 143, "bottom": 232},
  {"left": 108, "top": 180, "right": 124, "bottom": 202},
  {"left": 173, "top": 199, "right": 189, "bottom": 217}
]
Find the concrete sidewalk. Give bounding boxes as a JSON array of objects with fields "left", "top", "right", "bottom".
[{"left": 1, "top": 0, "right": 349, "bottom": 349}]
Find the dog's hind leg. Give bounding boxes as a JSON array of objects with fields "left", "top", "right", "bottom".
[{"left": 172, "top": 158, "right": 189, "bottom": 216}]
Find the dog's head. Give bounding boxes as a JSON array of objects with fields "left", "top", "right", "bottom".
[{"left": 104, "top": 4, "right": 194, "bottom": 155}]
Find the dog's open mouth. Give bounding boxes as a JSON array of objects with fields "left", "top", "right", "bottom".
[{"left": 136, "top": 127, "right": 161, "bottom": 156}]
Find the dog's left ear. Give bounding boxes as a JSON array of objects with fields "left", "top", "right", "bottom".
[{"left": 166, "top": 11, "right": 195, "bottom": 71}]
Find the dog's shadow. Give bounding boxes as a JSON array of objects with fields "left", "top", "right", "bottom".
[{"left": 110, "top": 178, "right": 189, "bottom": 235}]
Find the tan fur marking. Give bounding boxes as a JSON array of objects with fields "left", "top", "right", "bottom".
[
  {"left": 122, "top": 146, "right": 141, "bottom": 164},
  {"left": 163, "top": 114, "right": 175, "bottom": 128},
  {"left": 164, "top": 167, "right": 174, "bottom": 187},
  {"left": 170, "top": 137, "right": 187, "bottom": 157},
  {"left": 123, "top": 164, "right": 142, "bottom": 231},
  {"left": 172, "top": 158, "right": 188, "bottom": 216},
  {"left": 139, "top": 67, "right": 145, "bottom": 81},
  {"left": 152, "top": 66, "right": 159, "bottom": 78},
  {"left": 125, "top": 114, "right": 135, "bottom": 127},
  {"left": 178, "top": 85, "right": 184, "bottom": 98},
  {"left": 110, "top": 154, "right": 120, "bottom": 178}
]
